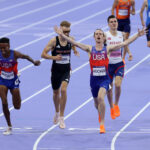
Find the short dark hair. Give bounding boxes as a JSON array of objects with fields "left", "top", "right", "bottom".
[
  {"left": 0, "top": 37, "right": 10, "bottom": 44},
  {"left": 60, "top": 21, "right": 71, "bottom": 27},
  {"left": 107, "top": 15, "right": 116, "bottom": 23}
]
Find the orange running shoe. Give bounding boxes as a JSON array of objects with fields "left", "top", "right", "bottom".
[
  {"left": 98, "top": 114, "right": 101, "bottom": 123},
  {"left": 110, "top": 108, "right": 116, "bottom": 119},
  {"left": 114, "top": 104, "right": 120, "bottom": 117},
  {"left": 100, "top": 124, "right": 106, "bottom": 134}
]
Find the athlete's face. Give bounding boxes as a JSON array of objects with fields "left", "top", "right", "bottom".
[
  {"left": 0, "top": 43, "right": 10, "bottom": 55},
  {"left": 61, "top": 26, "right": 71, "bottom": 37},
  {"left": 94, "top": 30, "right": 105, "bottom": 44},
  {"left": 108, "top": 18, "right": 118, "bottom": 30}
]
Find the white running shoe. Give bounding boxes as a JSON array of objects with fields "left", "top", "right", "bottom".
[
  {"left": 3, "top": 127, "right": 12, "bottom": 135},
  {"left": 53, "top": 112, "right": 60, "bottom": 124},
  {"left": 59, "top": 117, "right": 66, "bottom": 129}
]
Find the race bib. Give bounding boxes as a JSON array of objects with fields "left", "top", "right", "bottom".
[
  {"left": 119, "top": 9, "right": 128, "bottom": 16},
  {"left": 93, "top": 66, "right": 106, "bottom": 76},
  {"left": 56, "top": 55, "right": 70, "bottom": 64},
  {"left": 110, "top": 50, "right": 121, "bottom": 57},
  {"left": 149, "top": 12, "right": 150, "bottom": 17},
  {"left": 1, "top": 71, "right": 14, "bottom": 79}
]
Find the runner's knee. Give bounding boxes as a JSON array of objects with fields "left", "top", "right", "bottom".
[
  {"left": 53, "top": 90, "right": 59, "bottom": 96},
  {"left": 2, "top": 104, "right": 9, "bottom": 111},
  {"left": 61, "top": 88, "right": 67, "bottom": 94},
  {"left": 1, "top": 97, "right": 8, "bottom": 105},
  {"left": 98, "top": 98, "right": 105, "bottom": 106},
  {"left": 115, "top": 78, "right": 122, "bottom": 88},
  {"left": 94, "top": 102, "right": 98, "bottom": 109},
  {"left": 13, "top": 99, "right": 21, "bottom": 109},
  {"left": 98, "top": 95, "right": 104, "bottom": 103},
  {"left": 115, "top": 82, "right": 121, "bottom": 88},
  {"left": 147, "top": 42, "right": 150, "bottom": 47},
  {"left": 14, "top": 103, "right": 21, "bottom": 109}
]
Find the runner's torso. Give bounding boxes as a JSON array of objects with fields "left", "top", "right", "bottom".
[
  {"left": 146, "top": 0, "right": 150, "bottom": 26},
  {"left": 52, "top": 36, "right": 72, "bottom": 72},
  {"left": 116, "top": 0, "right": 131, "bottom": 19},
  {"left": 105, "top": 31, "right": 123, "bottom": 64},
  {"left": 89, "top": 46, "right": 109, "bottom": 77},
  {"left": 0, "top": 50, "right": 18, "bottom": 80}
]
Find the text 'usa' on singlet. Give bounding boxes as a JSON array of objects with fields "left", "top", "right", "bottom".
[
  {"left": 116, "top": 0, "right": 131, "bottom": 19},
  {"left": 52, "top": 36, "right": 72, "bottom": 72},
  {"left": 89, "top": 46, "right": 109, "bottom": 77},
  {"left": 0, "top": 50, "right": 18, "bottom": 80},
  {"left": 105, "top": 31, "right": 123, "bottom": 64},
  {"left": 146, "top": 0, "right": 150, "bottom": 26}
]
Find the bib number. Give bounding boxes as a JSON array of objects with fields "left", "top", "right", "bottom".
[
  {"left": 1, "top": 71, "right": 14, "bottom": 79},
  {"left": 93, "top": 66, "right": 106, "bottom": 76},
  {"left": 119, "top": 9, "right": 128, "bottom": 16},
  {"left": 110, "top": 50, "right": 121, "bottom": 57},
  {"left": 56, "top": 55, "right": 70, "bottom": 64}
]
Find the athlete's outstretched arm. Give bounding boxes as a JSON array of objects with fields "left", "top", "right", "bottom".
[
  {"left": 111, "top": 0, "right": 118, "bottom": 15},
  {"left": 140, "top": 0, "right": 147, "bottom": 27},
  {"left": 130, "top": 0, "right": 135, "bottom": 15},
  {"left": 71, "top": 37, "right": 80, "bottom": 56},
  {"left": 72, "top": 45, "right": 80, "bottom": 56},
  {"left": 122, "top": 32, "right": 133, "bottom": 61},
  {"left": 108, "top": 28, "right": 146, "bottom": 52},
  {"left": 14, "top": 51, "right": 40, "bottom": 66},
  {"left": 54, "top": 26, "right": 91, "bottom": 53}
]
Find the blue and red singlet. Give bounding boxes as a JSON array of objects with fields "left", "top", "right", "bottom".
[
  {"left": 90, "top": 46, "right": 109, "bottom": 77},
  {"left": 0, "top": 50, "right": 19, "bottom": 89},
  {"left": 0, "top": 50, "right": 18, "bottom": 79},
  {"left": 89, "top": 46, "right": 110, "bottom": 98}
]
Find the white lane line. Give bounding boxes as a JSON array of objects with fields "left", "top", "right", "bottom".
[
  {"left": 110, "top": 53, "right": 150, "bottom": 150},
  {"left": 0, "top": 0, "right": 36, "bottom": 12},
  {"left": 33, "top": 97, "right": 93, "bottom": 150},
  {"left": 111, "top": 101, "right": 150, "bottom": 150},
  {"left": 68, "top": 128, "right": 100, "bottom": 131},
  {"left": 68, "top": 128, "right": 150, "bottom": 134},
  {"left": 33, "top": 53, "right": 150, "bottom": 150},
  {"left": 125, "top": 55, "right": 150, "bottom": 74},
  {"left": 140, "top": 129, "right": 150, "bottom": 131},
  {"left": 0, "top": 84, "right": 51, "bottom": 117},
  {"left": 38, "top": 148, "right": 63, "bottom": 150},
  {"left": 0, "top": 0, "right": 101, "bottom": 37},
  {"left": 39, "top": 148, "right": 110, "bottom": 150},
  {"left": 0, "top": 0, "right": 69, "bottom": 24}
]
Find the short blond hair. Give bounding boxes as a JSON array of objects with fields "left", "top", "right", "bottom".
[{"left": 60, "top": 21, "right": 71, "bottom": 27}]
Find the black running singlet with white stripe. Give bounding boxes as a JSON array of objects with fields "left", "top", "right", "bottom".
[{"left": 51, "top": 36, "right": 72, "bottom": 72}]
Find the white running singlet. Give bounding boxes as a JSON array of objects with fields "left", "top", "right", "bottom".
[{"left": 105, "top": 31, "right": 123, "bottom": 64}]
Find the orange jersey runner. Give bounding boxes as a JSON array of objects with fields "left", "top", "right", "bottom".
[{"left": 116, "top": 0, "right": 131, "bottom": 19}]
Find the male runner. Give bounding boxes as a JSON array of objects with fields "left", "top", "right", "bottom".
[
  {"left": 54, "top": 25, "right": 145, "bottom": 133},
  {"left": 112, "top": 0, "right": 135, "bottom": 60},
  {"left": 140, "top": 0, "right": 150, "bottom": 47},
  {"left": 41, "top": 21, "right": 79, "bottom": 129},
  {"left": 105, "top": 15, "right": 126, "bottom": 119},
  {"left": 0, "top": 37, "right": 41, "bottom": 135}
]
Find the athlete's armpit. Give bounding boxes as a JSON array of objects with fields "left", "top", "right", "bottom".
[{"left": 41, "top": 37, "right": 56, "bottom": 59}]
